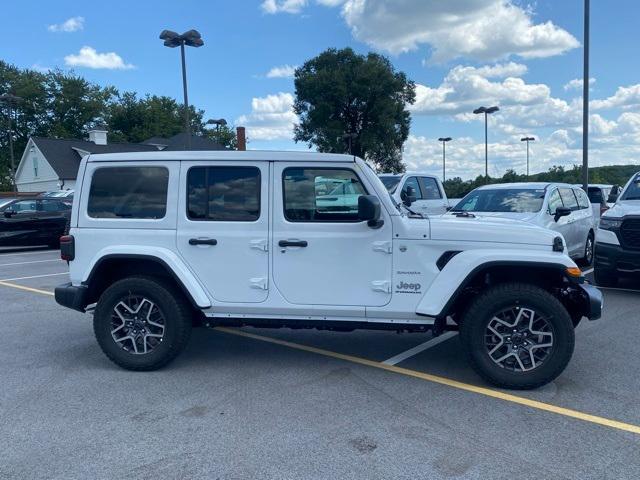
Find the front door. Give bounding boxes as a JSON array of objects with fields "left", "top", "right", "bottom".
[
  {"left": 177, "top": 161, "right": 269, "bottom": 303},
  {"left": 272, "top": 163, "right": 393, "bottom": 307},
  {"left": 0, "top": 199, "right": 39, "bottom": 246}
]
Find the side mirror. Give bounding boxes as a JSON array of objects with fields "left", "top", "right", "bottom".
[
  {"left": 554, "top": 206, "right": 572, "bottom": 222},
  {"left": 358, "top": 195, "right": 384, "bottom": 229},
  {"left": 3, "top": 209, "right": 16, "bottom": 218},
  {"left": 401, "top": 185, "right": 417, "bottom": 207}
]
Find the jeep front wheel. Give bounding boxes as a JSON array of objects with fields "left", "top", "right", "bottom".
[
  {"left": 93, "top": 276, "right": 192, "bottom": 371},
  {"left": 460, "top": 283, "right": 574, "bottom": 390}
]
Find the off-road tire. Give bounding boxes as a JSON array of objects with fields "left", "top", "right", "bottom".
[
  {"left": 460, "top": 282, "right": 575, "bottom": 390},
  {"left": 93, "top": 276, "right": 192, "bottom": 371}
]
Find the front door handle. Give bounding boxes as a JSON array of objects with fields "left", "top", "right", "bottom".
[
  {"left": 278, "top": 239, "right": 308, "bottom": 248},
  {"left": 189, "top": 238, "right": 218, "bottom": 246}
]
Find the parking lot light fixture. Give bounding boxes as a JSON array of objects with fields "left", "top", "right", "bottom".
[
  {"left": 159, "top": 29, "right": 204, "bottom": 150},
  {"left": 520, "top": 136, "right": 535, "bottom": 178},
  {"left": 206, "top": 118, "right": 228, "bottom": 132},
  {"left": 0, "top": 93, "right": 24, "bottom": 192},
  {"left": 438, "top": 137, "right": 452, "bottom": 182},
  {"left": 473, "top": 106, "right": 499, "bottom": 183}
]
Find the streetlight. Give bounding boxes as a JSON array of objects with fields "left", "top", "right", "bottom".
[
  {"left": 159, "top": 29, "right": 204, "bottom": 149},
  {"left": 473, "top": 105, "right": 499, "bottom": 182},
  {"left": 438, "top": 137, "right": 452, "bottom": 182},
  {"left": 0, "top": 93, "right": 23, "bottom": 192},
  {"left": 520, "top": 136, "right": 535, "bottom": 178},
  {"left": 206, "top": 118, "right": 227, "bottom": 132}
]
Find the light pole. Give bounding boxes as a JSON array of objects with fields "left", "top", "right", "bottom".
[
  {"left": 0, "top": 93, "right": 23, "bottom": 192},
  {"left": 438, "top": 137, "right": 452, "bottom": 182},
  {"left": 159, "top": 29, "right": 204, "bottom": 150},
  {"left": 582, "top": 0, "right": 590, "bottom": 192},
  {"left": 521, "top": 136, "right": 535, "bottom": 178},
  {"left": 473, "top": 105, "right": 499, "bottom": 182}
]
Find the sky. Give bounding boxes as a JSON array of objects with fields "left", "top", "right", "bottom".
[{"left": 1, "top": 0, "right": 640, "bottom": 179}]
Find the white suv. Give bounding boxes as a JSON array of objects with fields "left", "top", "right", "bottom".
[
  {"left": 379, "top": 173, "right": 449, "bottom": 215},
  {"left": 451, "top": 183, "right": 596, "bottom": 265},
  {"left": 55, "top": 151, "right": 602, "bottom": 389}
]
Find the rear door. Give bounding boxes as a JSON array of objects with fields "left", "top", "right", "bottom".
[
  {"left": 572, "top": 187, "right": 594, "bottom": 245},
  {"left": 39, "top": 199, "right": 71, "bottom": 242},
  {"left": 177, "top": 161, "right": 269, "bottom": 303}
]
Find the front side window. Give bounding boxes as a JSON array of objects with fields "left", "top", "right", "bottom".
[
  {"left": 402, "top": 177, "right": 423, "bottom": 200},
  {"left": 454, "top": 188, "right": 545, "bottom": 213},
  {"left": 10, "top": 200, "right": 37, "bottom": 213},
  {"left": 547, "top": 189, "right": 563, "bottom": 214},
  {"left": 88, "top": 167, "right": 169, "bottom": 219},
  {"left": 187, "top": 166, "right": 260, "bottom": 221},
  {"left": 420, "top": 177, "right": 442, "bottom": 200},
  {"left": 559, "top": 188, "right": 579, "bottom": 211},
  {"left": 283, "top": 168, "right": 367, "bottom": 222}
]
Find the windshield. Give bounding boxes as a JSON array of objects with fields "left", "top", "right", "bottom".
[
  {"left": 453, "top": 188, "right": 545, "bottom": 213},
  {"left": 379, "top": 175, "right": 401, "bottom": 193},
  {"left": 621, "top": 176, "right": 640, "bottom": 201}
]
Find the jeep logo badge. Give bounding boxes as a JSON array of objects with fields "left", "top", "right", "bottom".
[{"left": 395, "top": 281, "right": 421, "bottom": 293}]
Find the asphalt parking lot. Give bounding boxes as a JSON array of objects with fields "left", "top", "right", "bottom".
[{"left": 1, "top": 248, "right": 639, "bottom": 479}]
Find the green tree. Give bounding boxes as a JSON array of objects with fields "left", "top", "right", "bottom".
[
  {"left": 293, "top": 48, "right": 415, "bottom": 173},
  {"left": 203, "top": 124, "right": 237, "bottom": 150}
]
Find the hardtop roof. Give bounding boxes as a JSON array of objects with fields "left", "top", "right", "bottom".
[{"left": 86, "top": 150, "right": 357, "bottom": 163}]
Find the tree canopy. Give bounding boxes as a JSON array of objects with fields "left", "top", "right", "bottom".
[
  {"left": 293, "top": 48, "right": 416, "bottom": 173},
  {"left": 0, "top": 60, "right": 235, "bottom": 189}
]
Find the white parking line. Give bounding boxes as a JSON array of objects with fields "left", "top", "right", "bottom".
[
  {"left": 597, "top": 286, "right": 640, "bottom": 293},
  {"left": 0, "top": 272, "right": 68, "bottom": 282},
  {"left": 0, "top": 249, "right": 58, "bottom": 258},
  {"left": 582, "top": 267, "right": 594, "bottom": 275},
  {"left": 0, "top": 259, "right": 61, "bottom": 267},
  {"left": 382, "top": 331, "right": 458, "bottom": 366}
]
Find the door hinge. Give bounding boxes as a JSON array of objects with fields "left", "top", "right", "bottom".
[
  {"left": 372, "top": 241, "right": 392, "bottom": 254},
  {"left": 249, "top": 239, "right": 268, "bottom": 252},
  {"left": 249, "top": 277, "right": 268, "bottom": 290},
  {"left": 371, "top": 280, "right": 391, "bottom": 294}
]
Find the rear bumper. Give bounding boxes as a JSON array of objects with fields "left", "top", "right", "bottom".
[
  {"left": 595, "top": 242, "right": 640, "bottom": 275},
  {"left": 54, "top": 283, "right": 88, "bottom": 313},
  {"left": 577, "top": 283, "right": 603, "bottom": 321}
]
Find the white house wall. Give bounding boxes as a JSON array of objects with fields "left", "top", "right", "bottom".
[{"left": 15, "top": 139, "right": 64, "bottom": 192}]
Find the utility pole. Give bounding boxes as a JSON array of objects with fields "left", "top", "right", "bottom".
[
  {"left": 582, "top": 0, "right": 590, "bottom": 191},
  {"left": 0, "top": 93, "right": 23, "bottom": 192}
]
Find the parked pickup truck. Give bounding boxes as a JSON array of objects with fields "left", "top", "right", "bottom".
[
  {"left": 54, "top": 151, "right": 602, "bottom": 389},
  {"left": 379, "top": 172, "right": 450, "bottom": 215}
]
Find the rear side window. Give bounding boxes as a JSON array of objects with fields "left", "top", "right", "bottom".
[
  {"left": 574, "top": 188, "right": 590, "bottom": 209},
  {"left": 420, "top": 177, "right": 442, "bottom": 200},
  {"left": 559, "top": 188, "right": 579, "bottom": 211},
  {"left": 88, "top": 167, "right": 169, "bottom": 219},
  {"left": 187, "top": 166, "right": 260, "bottom": 221},
  {"left": 587, "top": 188, "right": 603, "bottom": 204},
  {"left": 283, "top": 167, "right": 367, "bottom": 222}
]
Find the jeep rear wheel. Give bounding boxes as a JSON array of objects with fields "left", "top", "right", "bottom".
[
  {"left": 460, "top": 283, "right": 574, "bottom": 390},
  {"left": 93, "top": 276, "right": 192, "bottom": 371}
]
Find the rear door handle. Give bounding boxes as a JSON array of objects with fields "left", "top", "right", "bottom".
[
  {"left": 189, "top": 238, "right": 218, "bottom": 246},
  {"left": 278, "top": 240, "right": 308, "bottom": 248}
]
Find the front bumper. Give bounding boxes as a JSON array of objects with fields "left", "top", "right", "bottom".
[
  {"left": 595, "top": 242, "right": 640, "bottom": 276},
  {"left": 54, "top": 283, "right": 88, "bottom": 313},
  {"left": 577, "top": 283, "right": 603, "bottom": 320}
]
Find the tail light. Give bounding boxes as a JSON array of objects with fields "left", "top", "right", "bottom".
[{"left": 60, "top": 235, "right": 75, "bottom": 261}]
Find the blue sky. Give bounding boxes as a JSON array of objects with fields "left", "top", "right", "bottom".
[{"left": 2, "top": 0, "right": 640, "bottom": 179}]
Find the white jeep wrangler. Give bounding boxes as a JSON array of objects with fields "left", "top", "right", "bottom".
[{"left": 55, "top": 151, "right": 602, "bottom": 389}]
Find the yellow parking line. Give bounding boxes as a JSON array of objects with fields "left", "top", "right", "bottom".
[
  {"left": 2, "top": 277, "right": 638, "bottom": 436},
  {"left": 215, "top": 326, "right": 640, "bottom": 436},
  {"left": 0, "top": 280, "right": 54, "bottom": 296}
]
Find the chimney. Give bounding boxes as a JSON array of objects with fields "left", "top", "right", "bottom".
[
  {"left": 88, "top": 124, "right": 108, "bottom": 145},
  {"left": 236, "top": 126, "right": 246, "bottom": 151}
]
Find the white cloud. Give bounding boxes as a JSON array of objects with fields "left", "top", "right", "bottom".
[
  {"left": 410, "top": 63, "right": 549, "bottom": 115},
  {"left": 591, "top": 84, "right": 640, "bottom": 110},
  {"left": 64, "top": 46, "right": 134, "bottom": 70},
  {"left": 261, "top": 0, "right": 307, "bottom": 14},
  {"left": 266, "top": 64, "right": 297, "bottom": 78},
  {"left": 340, "top": 0, "right": 579, "bottom": 62},
  {"left": 564, "top": 78, "right": 596, "bottom": 91},
  {"left": 236, "top": 92, "right": 298, "bottom": 140},
  {"left": 48, "top": 16, "right": 84, "bottom": 33}
]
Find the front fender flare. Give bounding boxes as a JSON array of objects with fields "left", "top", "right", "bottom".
[
  {"left": 416, "top": 249, "right": 576, "bottom": 318},
  {"left": 83, "top": 246, "right": 211, "bottom": 309}
]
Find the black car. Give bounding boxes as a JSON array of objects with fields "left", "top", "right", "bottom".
[{"left": 0, "top": 197, "right": 71, "bottom": 248}]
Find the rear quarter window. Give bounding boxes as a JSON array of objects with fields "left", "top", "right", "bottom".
[{"left": 87, "top": 166, "right": 169, "bottom": 219}]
